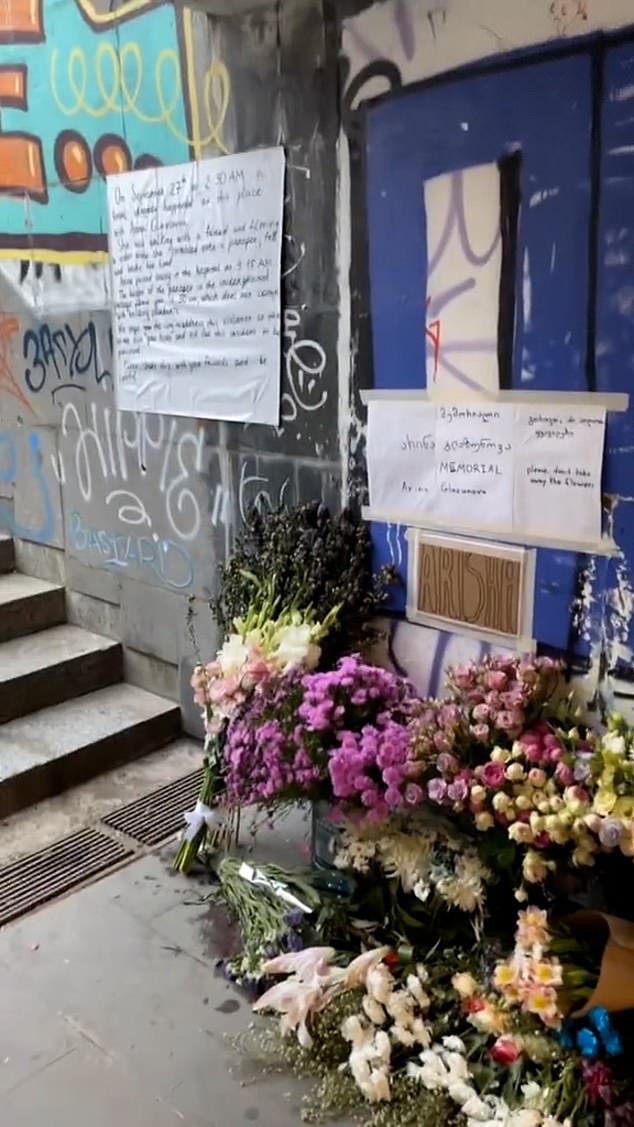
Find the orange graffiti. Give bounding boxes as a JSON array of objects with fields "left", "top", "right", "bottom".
[
  {"left": 0, "top": 135, "right": 47, "bottom": 200},
  {"left": 0, "top": 66, "right": 26, "bottom": 107},
  {"left": 0, "top": 0, "right": 44, "bottom": 42},
  {"left": 0, "top": 312, "right": 34, "bottom": 414},
  {"left": 0, "top": 25, "right": 47, "bottom": 203}
]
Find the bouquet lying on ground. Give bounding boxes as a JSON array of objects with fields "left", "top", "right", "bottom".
[
  {"left": 174, "top": 503, "right": 395, "bottom": 872},
  {"left": 244, "top": 901, "right": 634, "bottom": 1127},
  {"left": 189, "top": 638, "right": 634, "bottom": 1126}
]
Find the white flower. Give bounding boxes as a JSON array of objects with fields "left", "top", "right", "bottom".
[
  {"left": 341, "top": 1015, "right": 370, "bottom": 1047},
  {"left": 452, "top": 972, "right": 478, "bottom": 998},
  {"left": 373, "top": 1030, "right": 391, "bottom": 1064},
  {"left": 379, "top": 832, "right": 432, "bottom": 892},
  {"left": 362, "top": 996, "right": 386, "bottom": 1026},
  {"left": 442, "top": 1051, "right": 469, "bottom": 1082},
  {"left": 365, "top": 1068, "right": 391, "bottom": 1103},
  {"left": 335, "top": 835, "right": 376, "bottom": 873},
  {"left": 509, "top": 1112, "right": 542, "bottom": 1127},
  {"left": 411, "top": 1017, "right": 431, "bottom": 1047},
  {"left": 413, "top": 1063, "right": 445, "bottom": 1091},
  {"left": 442, "top": 1036, "right": 466, "bottom": 1053},
  {"left": 342, "top": 947, "right": 391, "bottom": 989},
  {"left": 385, "top": 988, "right": 415, "bottom": 1024},
  {"left": 463, "top": 1095, "right": 495, "bottom": 1121},
  {"left": 272, "top": 623, "right": 321, "bottom": 672},
  {"left": 392, "top": 1023, "right": 417, "bottom": 1047},
  {"left": 348, "top": 1029, "right": 392, "bottom": 1103},
  {"left": 602, "top": 731, "right": 626, "bottom": 757},
  {"left": 440, "top": 880, "right": 480, "bottom": 913},
  {"left": 413, "top": 878, "right": 432, "bottom": 903},
  {"left": 366, "top": 964, "right": 394, "bottom": 1005},
  {"left": 449, "top": 1081, "right": 478, "bottom": 1106},
  {"left": 217, "top": 633, "right": 249, "bottom": 676},
  {"left": 406, "top": 974, "right": 430, "bottom": 1008},
  {"left": 520, "top": 1082, "right": 542, "bottom": 1104}
]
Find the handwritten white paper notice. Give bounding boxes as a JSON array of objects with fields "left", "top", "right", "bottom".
[
  {"left": 435, "top": 404, "right": 515, "bottom": 526},
  {"left": 367, "top": 400, "right": 436, "bottom": 516},
  {"left": 108, "top": 147, "right": 285, "bottom": 424},
  {"left": 514, "top": 406, "right": 606, "bottom": 544},
  {"left": 366, "top": 400, "right": 606, "bottom": 549}
]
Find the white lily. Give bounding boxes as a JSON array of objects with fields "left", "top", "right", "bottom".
[
  {"left": 342, "top": 947, "right": 391, "bottom": 989},
  {"left": 260, "top": 946, "right": 336, "bottom": 979}
]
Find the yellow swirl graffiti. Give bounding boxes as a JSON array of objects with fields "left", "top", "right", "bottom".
[{"left": 50, "top": 41, "right": 231, "bottom": 154}]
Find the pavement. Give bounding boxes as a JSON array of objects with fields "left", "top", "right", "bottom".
[{"left": 0, "top": 812, "right": 315, "bottom": 1127}]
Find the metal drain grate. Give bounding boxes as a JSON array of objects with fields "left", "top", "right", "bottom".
[
  {"left": 100, "top": 768, "right": 204, "bottom": 846},
  {"left": 0, "top": 828, "right": 133, "bottom": 927}
]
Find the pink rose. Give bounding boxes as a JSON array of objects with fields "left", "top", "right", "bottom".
[
  {"left": 522, "top": 742, "right": 543, "bottom": 764},
  {"left": 471, "top": 723, "right": 490, "bottom": 743},
  {"left": 472, "top": 703, "right": 490, "bottom": 723},
  {"left": 404, "top": 783, "right": 424, "bottom": 806},
  {"left": 481, "top": 761, "right": 506, "bottom": 789},
  {"left": 437, "top": 752, "right": 459, "bottom": 775},
  {"left": 490, "top": 1037, "right": 522, "bottom": 1065},
  {"left": 486, "top": 670, "right": 508, "bottom": 691},
  {"left": 554, "top": 762, "right": 574, "bottom": 787}
]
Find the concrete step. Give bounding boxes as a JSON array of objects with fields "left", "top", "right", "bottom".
[
  {"left": 0, "top": 684, "right": 181, "bottom": 818},
  {"left": 0, "top": 625, "right": 124, "bottom": 723},
  {"left": 0, "top": 536, "right": 14, "bottom": 574},
  {"left": 0, "top": 574, "right": 65, "bottom": 644}
]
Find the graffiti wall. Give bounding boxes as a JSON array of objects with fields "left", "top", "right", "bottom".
[
  {"left": 340, "top": 0, "right": 634, "bottom": 711},
  {"left": 5, "top": 0, "right": 634, "bottom": 713},
  {"left": 0, "top": 0, "right": 340, "bottom": 704}
]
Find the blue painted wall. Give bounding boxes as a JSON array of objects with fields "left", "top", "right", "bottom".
[{"left": 362, "top": 36, "right": 634, "bottom": 672}]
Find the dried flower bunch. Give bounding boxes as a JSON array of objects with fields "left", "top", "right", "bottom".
[{"left": 211, "top": 502, "right": 396, "bottom": 665}]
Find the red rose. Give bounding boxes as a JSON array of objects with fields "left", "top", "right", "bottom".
[
  {"left": 490, "top": 1037, "right": 522, "bottom": 1065},
  {"left": 463, "top": 997, "right": 486, "bottom": 1014}
]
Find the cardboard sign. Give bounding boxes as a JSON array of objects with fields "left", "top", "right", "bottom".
[{"left": 407, "top": 530, "right": 535, "bottom": 645}]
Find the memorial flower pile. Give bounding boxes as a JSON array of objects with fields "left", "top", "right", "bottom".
[{"left": 175, "top": 511, "right": 634, "bottom": 1125}]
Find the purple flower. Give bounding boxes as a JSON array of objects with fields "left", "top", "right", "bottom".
[
  {"left": 599, "top": 819, "right": 622, "bottom": 850},
  {"left": 433, "top": 731, "right": 452, "bottom": 754},
  {"left": 385, "top": 786, "right": 403, "bottom": 808},
  {"left": 447, "top": 777, "right": 469, "bottom": 803},
  {"left": 481, "top": 761, "right": 506, "bottom": 789},
  {"left": 404, "top": 783, "right": 424, "bottom": 806},
  {"left": 427, "top": 777, "right": 448, "bottom": 804},
  {"left": 361, "top": 787, "right": 379, "bottom": 808},
  {"left": 436, "top": 751, "right": 459, "bottom": 776},
  {"left": 574, "top": 753, "right": 593, "bottom": 783}
]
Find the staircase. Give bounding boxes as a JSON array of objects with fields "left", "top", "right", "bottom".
[{"left": 0, "top": 536, "right": 181, "bottom": 819}]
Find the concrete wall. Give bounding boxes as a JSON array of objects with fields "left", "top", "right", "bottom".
[{"left": 3, "top": 0, "right": 634, "bottom": 721}]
